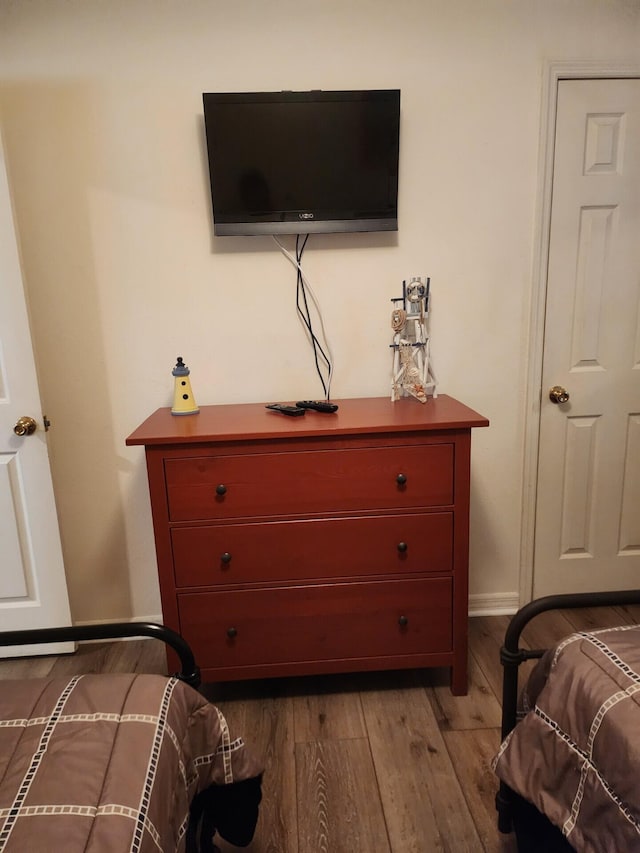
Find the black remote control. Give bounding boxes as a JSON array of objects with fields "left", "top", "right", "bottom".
[
  {"left": 265, "top": 404, "right": 306, "bottom": 417},
  {"left": 296, "top": 400, "right": 339, "bottom": 413}
]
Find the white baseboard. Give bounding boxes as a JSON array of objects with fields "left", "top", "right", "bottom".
[
  {"left": 73, "top": 615, "right": 164, "bottom": 627},
  {"left": 469, "top": 592, "right": 520, "bottom": 617}
]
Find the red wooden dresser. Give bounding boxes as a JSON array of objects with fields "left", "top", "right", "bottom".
[{"left": 126, "top": 395, "right": 488, "bottom": 694}]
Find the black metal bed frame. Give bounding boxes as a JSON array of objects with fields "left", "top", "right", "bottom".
[
  {"left": 0, "top": 622, "right": 201, "bottom": 688},
  {"left": 496, "top": 588, "right": 640, "bottom": 840}
]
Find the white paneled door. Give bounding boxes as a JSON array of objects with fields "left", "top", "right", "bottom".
[
  {"left": 0, "top": 128, "right": 72, "bottom": 654},
  {"left": 533, "top": 78, "right": 640, "bottom": 597}
]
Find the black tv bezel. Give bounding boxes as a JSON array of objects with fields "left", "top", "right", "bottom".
[{"left": 202, "top": 89, "right": 400, "bottom": 237}]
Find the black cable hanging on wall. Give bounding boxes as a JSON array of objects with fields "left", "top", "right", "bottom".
[
  {"left": 294, "top": 235, "right": 332, "bottom": 399},
  {"left": 273, "top": 234, "right": 334, "bottom": 401}
]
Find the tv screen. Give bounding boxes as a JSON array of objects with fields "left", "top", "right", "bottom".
[{"left": 202, "top": 89, "right": 400, "bottom": 236}]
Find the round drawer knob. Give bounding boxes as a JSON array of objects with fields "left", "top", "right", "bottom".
[
  {"left": 397, "top": 541, "right": 408, "bottom": 553},
  {"left": 396, "top": 473, "right": 407, "bottom": 486},
  {"left": 226, "top": 627, "right": 238, "bottom": 639},
  {"left": 221, "top": 552, "right": 232, "bottom": 565},
  {"left": 398, "top": 615, "right": 409, "bottom": 628},
  {"left": 216, "top": 484, "right": 227, "bottom": 496}
]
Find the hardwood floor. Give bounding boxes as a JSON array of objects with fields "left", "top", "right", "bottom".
[{"left": 2, "top": 606, "right": 638, "bottom": 852}]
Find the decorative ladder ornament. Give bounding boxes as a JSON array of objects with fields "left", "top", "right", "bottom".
[{"left": 390, "top": 277, "right": 437, "bottom": 403}]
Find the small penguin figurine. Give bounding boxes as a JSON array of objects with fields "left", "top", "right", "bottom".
[{"left": 171, "top": 357, "right": 199, "bottom": 416}]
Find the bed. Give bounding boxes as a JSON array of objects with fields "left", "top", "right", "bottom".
[
  {"left": 0, "top": 623, "right": 263, "bottom": 853},
  {"left": 493, "top": 589, "right": 640, "bottom": 853}
]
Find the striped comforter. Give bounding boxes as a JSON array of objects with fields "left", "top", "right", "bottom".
[
  {"left": 0, "top": 673, "right": 262, "bottom": 852},
  {"left": 494, "top": 625, "right": 640, "bottom": 852}
]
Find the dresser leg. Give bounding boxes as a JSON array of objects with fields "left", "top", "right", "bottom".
[{"left": 450, "top": 659, "right": 468, "bottom": 696}]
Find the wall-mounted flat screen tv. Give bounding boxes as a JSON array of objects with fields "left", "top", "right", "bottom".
[{"left": 202, "top": 89, "right": 400, "bottom": 236}]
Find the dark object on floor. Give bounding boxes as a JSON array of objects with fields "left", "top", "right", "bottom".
[
  {"left": 187, "top": 775, "right": 263, "bottom": 851},
  {"left": 509, "top": 791, "right": 575, "bottom": 853}
]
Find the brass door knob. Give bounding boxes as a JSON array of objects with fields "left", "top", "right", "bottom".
[
  {"left": 14, "top": 416, "right": 37, "bottom": 436},
  {"left": 549, "top": 386, "right": 569, "bottom": 404}
]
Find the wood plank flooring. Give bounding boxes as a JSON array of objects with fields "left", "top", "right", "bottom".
[{"left": 1, "top": 606, "right": 636, "bottom": 852}]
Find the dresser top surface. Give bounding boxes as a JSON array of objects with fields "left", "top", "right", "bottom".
[{"left": 126, "top": 395, "right": 489, "bottom": 447}]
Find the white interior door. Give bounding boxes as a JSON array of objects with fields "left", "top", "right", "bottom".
[
  {"left": 0, "top": 127, "right": 73, "bottom": 655},
  {"left": 533, "top": 78, "right": 640, "bottom": 598}
]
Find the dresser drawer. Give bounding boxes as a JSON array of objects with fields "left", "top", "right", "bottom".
[
  {"left": 177, "top": 577, "right": 452, "bottom": 670},
  {"left": 172, "top": 512, "right": 453, "bottom": 587},
  {"left": 165, "top": 443, "right": 454, "bottom": 521}
]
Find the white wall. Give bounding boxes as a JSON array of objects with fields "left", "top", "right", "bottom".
[{"left": 0, "top": 0, "right": 638, "bottom": 622}]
